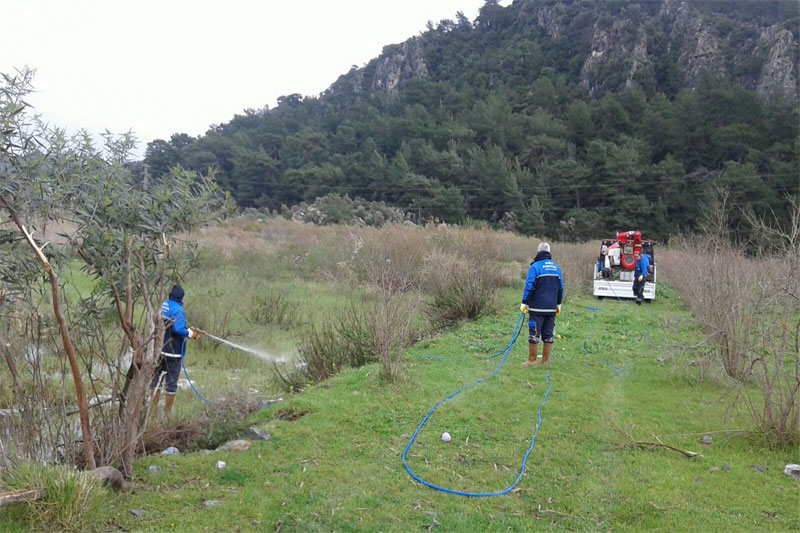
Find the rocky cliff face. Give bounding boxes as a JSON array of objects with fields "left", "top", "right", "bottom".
[
  {"left": 579, "top": 20, "right": 645, "bottom": 96},
  {"left": 371, "top": 37, "right": 429, "bottom": 94},
  {"left": 579, "top": 0, "right": 798, "bottom": 97},
  {"left": 327, "top": 0, "right": 797, "bottom": 102},
  {"left": 326, "top": 37, "right": 429, "bottom": 98},
  {"left": 756, "top": 25, "right": 798, "bottom": 98}
]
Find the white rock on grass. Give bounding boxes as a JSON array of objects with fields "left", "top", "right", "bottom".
[
  {"left": 785, "top": 464, "right": 800, "bottom": 479},
  {"left": 215, "top": 460, "right": 227, "bottom": 470},
  {"left": 244, "top": 427, "right": 271, "bottom": 441}
]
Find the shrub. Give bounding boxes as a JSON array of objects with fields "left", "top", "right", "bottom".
[
  {"left": 247, "top": 292, "right": 297, "bottom": 327},
  {"left": 289, "top": 194, "right": 407, "bottom": 227},
  {"left": 275, "top": 306, "right": 376, "bottom": 391},
  {"left": 423, "top": 251, "right": 499, "bottom": 329},
  {"left": 0, "top": 463, "right": 111, "bottom": 532},
  {"left": 356, "top": 227, "right": 428, "bottom": 293},
  {"left": 367, "top": 291, "right": 420, "bottom": 382},
  {"left": 659, "top": 195, "right": 800, "bottom": 446}
]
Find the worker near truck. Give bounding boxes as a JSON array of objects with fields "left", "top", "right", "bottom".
[
  {"left": 150, "top": 285, "right": 203, "bottom": 414},
  {"left": 520, "top": 243, "right": 564, "bottom": 366},
  {"left": 632, "top": 252, "right": 650, "bottom": 305}
]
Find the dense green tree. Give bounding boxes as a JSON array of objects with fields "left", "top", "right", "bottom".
[{"left": 141, "top": 0, "right": 798, "bottom": 241}]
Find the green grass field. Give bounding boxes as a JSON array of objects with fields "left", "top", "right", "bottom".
[
  {"left": 98, "top": 287, "right": 799, "bottom": 531},
  {"left": 2, "top": 223, "right": 797, "bottom": 532}
]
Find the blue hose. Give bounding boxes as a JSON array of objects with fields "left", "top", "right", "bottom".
[
  {"left": 403, "top": 313, "right": 553, "bottom": 497},
  {"left": 179, "top": 338, "right": 215, "bottom": 405}
]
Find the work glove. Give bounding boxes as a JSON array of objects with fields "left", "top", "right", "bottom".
[
  {"left": 187, "top": 328, "right": 200, "bottom": 339},
  {"left": 519, "top": 303, "right": 528, "bottom": 314},
  {"left": 637, "top": 275, "right": 644, "bottom": 282},
  {"left": 556, "top": 304, "right": 562, "bottom": 317}
]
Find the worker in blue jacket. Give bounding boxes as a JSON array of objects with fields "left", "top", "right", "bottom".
[
  {"left": 150, "top": 285, "right": 203, "bottom": 414},
  {"left": 632, "top": 252, "right": 649, "bottom": 305},
  {"left": 520, "top": 243, "right": 564, "bottom": 366}
]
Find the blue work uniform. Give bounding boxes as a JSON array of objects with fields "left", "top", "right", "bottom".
[
  {"left": 632, "top": 255, "right": 649, "bottom": 304},
  {"left": 522, "top": 251, "right": 564, "bottom": 344},
  {"left": 151, "top": 286, "right": 191, "bottom": 394}
]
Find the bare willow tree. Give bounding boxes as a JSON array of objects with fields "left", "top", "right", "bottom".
[{"left": 742, "top": 197, "right": 800, "bottom": 446}]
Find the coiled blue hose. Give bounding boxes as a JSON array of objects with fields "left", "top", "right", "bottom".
[{"left": 402, "top": 313, "right": 554, "bottom": 497}]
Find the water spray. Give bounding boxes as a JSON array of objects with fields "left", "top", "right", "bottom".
[{"left": 204, "top": 333, "right": 287, "bottom": 364}]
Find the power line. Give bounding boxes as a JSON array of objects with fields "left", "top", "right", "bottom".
[{"left": 211, "top": 172, "right": 798, "bottom": 193}]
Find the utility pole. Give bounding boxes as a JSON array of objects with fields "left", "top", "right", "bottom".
[{"left": 142, "top": 163, "right": 150, "bottom": 191}]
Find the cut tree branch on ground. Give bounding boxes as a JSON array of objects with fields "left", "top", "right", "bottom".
[
  {"left": 656, "top": 429, "right": 754, "bottom": 438},
  {"left": 618, "top": 426, "right": 703, "bottom": 459},
  {"left": 0, "top": 488, "right": 47, "bottom": 508}
]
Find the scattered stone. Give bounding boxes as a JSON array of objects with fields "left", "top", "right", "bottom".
[
  {"left": 215, "top": 460, "right": 227, "bottom": 470},
  {"left": 244, "top": 427, "right": 272, "bottom": 441},
  {"left": 708, "top": 466, "right": 720, "bottom": 472},
  {"left": 148, "top": 465, "right": 162, "bottom": 474},
  {"left": 723, "top": 464, "right": 731, "bottom": 472},
  {"left": 353, "top": 390, "right": 360, "bottom": 395},
  {"left": 128, "top": 509, "right": 145, "bottom": 518},
  {"left": 423, "top": 510, "right": 439, "bottom": 517},
  {"left": 217, "top": 440, "right": 251, "bottom": 452},
  {"left": 87, "top": 466, "right": 127, "bottom": 491},
  {"left": 428, "top": 518, "right": 441, "bottom": 530},
  {"left": 784, "top": 464, "right": 800, "bottom": 479},
  {"left": 162, "top": 446, "right": 179, "bottom": 455},
  {"left": 656, "top": 357, "right": 667, "bottom": 363},
  {"left": 198, "top": 449, "right": 213, "bottom": 456},
  {"left": 203, "top": 500, "right": 223, "bottom": 508},
  {"left": 694, "top": 477, "right": 702, "bottom": 484},
  {"left": 752, "top": 464, "right": 769, "bottom": 473},
  {"left": 701, "top": 435, "right": 713, "bottom": 445}
]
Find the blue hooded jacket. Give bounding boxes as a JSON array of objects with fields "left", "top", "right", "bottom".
[
  {"left": 635, "top": 254, "right": 650, "bottom": 281},
  {"left": 162, "top": 285, "right": 190, "bottom": 356},
  {"left": 522, "top": 251, "right": 564, "bottom": 316}
]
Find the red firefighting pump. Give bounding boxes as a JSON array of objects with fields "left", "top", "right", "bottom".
[{"left": 592, "top": 230, "right": 656, "bottom": 301}]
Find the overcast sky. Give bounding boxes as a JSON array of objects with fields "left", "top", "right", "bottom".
[{"left": 1, "top": 0, "right": 502, "bottom": 158}]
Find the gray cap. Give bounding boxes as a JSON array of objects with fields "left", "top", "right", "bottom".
[{"left": 538, "top": 242, "right": 550, "bottom": 253}]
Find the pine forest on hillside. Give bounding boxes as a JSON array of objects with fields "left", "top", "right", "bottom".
[{"left": 142, "top": 0, "right": 798, "bottom": 242}]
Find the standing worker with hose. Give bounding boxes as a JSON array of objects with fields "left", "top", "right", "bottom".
[
  {"left": 520, "top": 243, "right": 564, "bottom": 366},
  {"left": 632, "top": 252, "right": 649, "bottom": 305},
  {"left": 150, "top": 285, "right": 204, "bottom": 414}
]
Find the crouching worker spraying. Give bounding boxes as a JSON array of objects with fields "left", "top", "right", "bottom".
[
  {"left": 520, "top": 243, "right": 564, "bottom": 366},
  {"left": 150, "top": 285, "right": 204, "bottom": 414}
]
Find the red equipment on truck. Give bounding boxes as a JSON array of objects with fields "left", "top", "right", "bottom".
[{"left": 592, "top": 230, "right": 656, "bottom": 301}]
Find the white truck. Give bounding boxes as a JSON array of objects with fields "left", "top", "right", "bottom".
[{"left": 592, "top": 230, "right": 656, "bottom": 301}]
